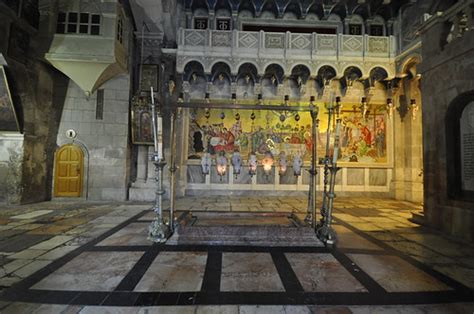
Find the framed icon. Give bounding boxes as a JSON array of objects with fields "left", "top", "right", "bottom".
[{"left": 131, "top": 95, "right": 153, "bottom": 145}]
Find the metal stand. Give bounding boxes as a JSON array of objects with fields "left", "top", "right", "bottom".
[
  {"left": 305, "top": 102, "right": 319, "bottom": 227},
  {"left": 148, "top": 95, "right": 171, "bottom": 243},
  {"left": 318, "top": 103, "right": 333, "bottom": 228},
  {"left": 148, "top": 155, "right": 171, "bottom": 242}
]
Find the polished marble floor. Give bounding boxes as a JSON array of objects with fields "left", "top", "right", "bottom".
[{"left": 0, "top": 197, "right": 473, "bottom": 313}]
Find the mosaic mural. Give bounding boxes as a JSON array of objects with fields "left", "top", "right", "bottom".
[{"left": 188, "top": 106, "right": 388, "bottom": 165}]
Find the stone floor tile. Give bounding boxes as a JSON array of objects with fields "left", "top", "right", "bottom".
[
  {"left": 286, "top": 253, "right": 366, "bottom": 292},
  {"left": 27, "top": 225, "right": 73, "bottom": 235},
  {"left": 9, "top": 249, "right": 47, "bottom": 260},
  {"left": 135, "top": 251, "right": 207, "bottom": 291},
  {"left": 433, "top": 265, "right": 474, "bottom": 289},
  {"left": 2, "top": 258, "right": 33, "bottom": 274},
  {"left": 36, "top": 245, "right": 79, "bottom": 260},
  {"left": 33, "top": 251, "right": 143, "bottom": 291},
  {"left": 221, "top": 252, "right": 285, "bottom": 292},
  {"left": 1, "top": 302, "right": 70, "bottom": 314},
  {"left": 333, "top": 225, "right": 382, "bottom": 251},
  {"left": 97, "top": 223, "right": 150, "bottom": 246},
  {"left": 0, "top": 275, "right": 22, "bottom": 287},
  {"left": 29, "top": 235, "right": 74, "bottom": 250},
  {"left": 0, "top": 234, "right": 53, "bottom": 252},
  {"left": 13, "top": 260, "right": 51, "bottom": 278},
  {"left": 348, "top": 254, "right": 450, "bottom": 292},
  {"left": 10, "top": 210, "right": 54, "bottom": 220}
]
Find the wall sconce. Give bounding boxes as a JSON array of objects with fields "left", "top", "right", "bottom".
[
  {"left": 410, "top": 99, "right": 418, "bottom": 120},
  {"left": 216, "top": 152, "right": 227, "bottom": 180},
  {"left": 231, "top": 150, "right": 242, "bottom": 178},
  {"left": 232, "top": 93, "right": 237, "bottom": 104},
  {"left": 201, "top": 152, "right": 211, "bottom": 175},
  {"left": 293, "top": 152, "right": 303, "bottom": 176},
  {"left": 205, "top": 92, "right": 210, "bottom": 103},
  {"left": 386, "top": 98, "right": 394, "bottom": 119},
  {"left": 278, "top": 151, "right": 287, "bottom": 176},
  {"left": 284, "top": 95, "right": 289, "bottom": 106},
  {"left": 257, "top": 93, "right": 263, "bottom": 105},
  {"left": 360, "top": 97, "right": 369, "bottom": 120},
  {"left": 261, "top": 151, "right": 274, "bottom": 179},
  {"left": 248, "top": 152, "right": 257, "bottom": 177}
]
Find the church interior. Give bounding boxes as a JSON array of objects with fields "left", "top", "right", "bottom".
[{"left": 0, "top": 0, "right": 473, "bottom": 312}]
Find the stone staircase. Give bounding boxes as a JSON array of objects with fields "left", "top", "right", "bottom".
[{"left": 167, "top": 212, "right": 324, "bottom": 247}]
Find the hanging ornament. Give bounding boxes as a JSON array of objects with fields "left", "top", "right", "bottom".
[
  {"left": 294, "top": 113, "right": 300, "bottom": 122},
  {"left": 235, "top": 112, "right": 240, "bottom": 121},
  {"left": 250, "top": 112, "right": 256, "bottom": 120},
  {"left": 279, "top": 114, "right": 286, "bottom": 122},
  {"left": 220, "top": 111, "right": 225, "bottom": 120},
  {"left": 204, "top": 108, "right": 211, "bottom": 120}
]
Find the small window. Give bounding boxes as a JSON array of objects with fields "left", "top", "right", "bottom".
[
  {"left": 349, "top": 24, "right": 362, "bottom": 35},
  {"left": 56, "top": 12, "right": 66, "bottom": 33},
  {"left": 116, "top": 18, "right": 123, "bottom": 44},
  {"left": 194, "top": 18, "right": 208, "bottom": 29},
  {"left": 216, "top": 18, "right": 230, "bottom": 31},
  {"left": 56, "top": 12, "right": 101, "bottom": 35},
  {"left": 370, "top": 25, "right": 384, "bottom": 36},
  {"left": 96, "top": 89, "right": 104, "bottom": 120}
]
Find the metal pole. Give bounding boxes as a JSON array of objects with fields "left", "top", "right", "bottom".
[
  {"left": 168, "top": 108, "right": 178, "bottom": 233},
  {"left": 305, "top": 101, "right": 318, "bottom": 227},
  {"left": 319, "top": 103, "right": 333, "bottom": 227}
]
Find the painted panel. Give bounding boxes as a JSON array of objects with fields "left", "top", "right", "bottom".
[{"left": 188, "top": 107, "right": 388, "bottom": 166}]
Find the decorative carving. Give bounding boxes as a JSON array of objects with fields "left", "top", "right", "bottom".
[
  {"left": 238, "top": 32, "right": 259, "bottom": 48},
  {"left": 212, "top": 32, "right": 232, "bottom": 47},
  {"left": 317, "top": 35, "right": 337, "bottom": 51},
  {"left": 342, "top": 36, "right": 363, "bottom": 52},
  {"left": 368, "top": 37, "right": 388, "bottom": 54},
  {"left": 291, "top": 34, "right": 311, "bottom": 49},
  {"left": 265, "top": 33, "right": 285, "bottom": 49},
  {"left": 185, "top": 30, "right": 206, "bottom": 46}
]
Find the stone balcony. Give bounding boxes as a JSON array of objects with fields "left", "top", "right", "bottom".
[{"left": 176, "top": 28, "right": 397, "bottom": 77}]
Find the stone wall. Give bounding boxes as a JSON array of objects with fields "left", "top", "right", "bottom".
[
  {"left": 55, "top": 75, "right": 131, "bottom": 201},
  {"left": 0, "top": 3, "right": 68, "bottom": 204},
  {"left": 419, "top": 17, "right": 474, "bottom": 240}
]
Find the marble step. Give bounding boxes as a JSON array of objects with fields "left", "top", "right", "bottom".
[{"left": 167, "top": 212, "right": 324, "bottom": 247}]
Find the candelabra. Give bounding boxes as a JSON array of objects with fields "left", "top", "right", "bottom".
[{"left": 148, "top": 87, "right": 171, "bottom": 243}]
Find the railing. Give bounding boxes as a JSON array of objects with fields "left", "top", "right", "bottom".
[{"left": 177, "top": 28, "right": 396, "bottom": 59}]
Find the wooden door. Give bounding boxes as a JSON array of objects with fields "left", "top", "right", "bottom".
[{"left": 54, "top": 145, "right": 83, "bottom": 197}]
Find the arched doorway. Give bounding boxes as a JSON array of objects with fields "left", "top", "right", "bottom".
[{"left": 54, "top": 144, "right": 83, "bottom": 197}]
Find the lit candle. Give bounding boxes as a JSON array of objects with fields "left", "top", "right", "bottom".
[{"left": 150, "top": 86, "right": 155, "bottom": 104}]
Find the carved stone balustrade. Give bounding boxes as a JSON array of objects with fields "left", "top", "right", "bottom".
[{"left": 176, "top": 28, "right": 397, "bottom": 77}]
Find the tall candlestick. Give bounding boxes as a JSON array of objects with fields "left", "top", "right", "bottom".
[{"left": 150, "top": 86, "right": 155, "bottom": 104}]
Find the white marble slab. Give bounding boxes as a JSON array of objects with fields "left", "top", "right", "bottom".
[
  {"left": 134, "top": 252, "right": 207, "bottom": 292},
  {"left": 220, "top": 253, "right": 285, "bottom": 292},
  {"left": 33, "top": 251, "right": 143, "bottom": 291},
  {"left": 11, "top": 210, "right": 53, "bottom": 220}
]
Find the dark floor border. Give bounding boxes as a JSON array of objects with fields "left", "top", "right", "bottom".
[{"left": 4, "top": 289, "right": 474, "bottom": 306}]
